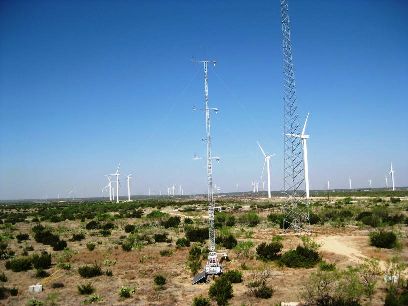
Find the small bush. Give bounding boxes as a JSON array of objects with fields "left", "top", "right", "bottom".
[
  {"left": 78, "top": 263, "right": 102, "bottom": 278},
  {"left": 239, "top": 212, "right": 260, "bottom": 227},
  {"left": 124, "top": 224, "right": 135, "bottom": 233},
  {"left": 31, "top": 251, "right": 51, "bottom": 269},
  {"left": 16, "top": 233, "right": 29, "bottom": 243},
  {"left": 192, "top": 295, "right": 211, "bottom": 306},
  {"left": 154, "top": 275, "right": 166, "bottom": 287},
  {"left": 218, "top": 234, "right": 237, "bottom": 249},
  {"left": 160, "top": 249, "right": 172, "bottom": 257},
  {"left": 256, "top": 241, "right": 283, "bottom": 261},
  {"left": 52, "top": 240, "right": 67, "bottom": 251},
  {"left": 184, "top": 218, "right": 194, "bottom": 224},
  {"left": 51, "top": 282, "right": 64, "bottom": 289},
  {"left": 78, "top": 283, "right": 95, "bottom": 295},
  {"left": 222, "top": 270, "right": 242, "bottom": 283},
  {"left": 253, "top": 285, "right": 273, "bottom": 298},
  {"left": 9, "top": 287, "right": 18, "bottom": 296},
  {"left": 319, "top": 261, "right": 336, "bottom": 271},
  {"left": 185, "top": 227, "right": 208, "bottom": 243},
  {"left": 35, "top": 268, "right": 50, "bottom": 278},
  {"left": 119, "top": 286, "right": 134, "bottom": 298},
  {"left": 188, "top": 245, "right": 202, "bottom": 261},
  {"left": 390, "top": 197, "right": 401, "bottom": 203},
  {"left": 209, "top": 276, "right": 233, "bottom": 306},
  {"left": 99, "top": 229, "right": 111, "bottom": 237},
  {"left": 370, "top": 230, "right": 397, "bottom": 249},
  {"left": 106, "top": 269, "right": 113, "bottom": 276},
  {"left": 176, "top": 237, "right": 190, "bottom": 247},
  {"left": 85, "top": 220, "right": 100, "bottom": 230},
  {"left": 280, "top": 246, "right": 320, "bottom": 268},
  {"left": 5, "top": 257, "right": 32, "bottom": 272},
  {"left": 122, "top": 241, "right": 132, "bottom": 251},
  {"left": 154, "top": 233, "right": 168, "bottom": 243},
  {"left": 71, "top": 233, "right": 85, "bottom": 241},
  {"left": 27, "top": 298, "right": 44, "bottom": 306},
  {"left": 86, "top": 242, "right": 96, "bottom": 251},
  {"left": 0, "top": 272, "right": 7, "bottom": 282},
  {"left": 162, "top": 216, "right": 181, "bottom": 228}
]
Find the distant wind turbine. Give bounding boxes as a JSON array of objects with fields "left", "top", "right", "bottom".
[
  {"left": 110, "top": 164, "right": 120, "bottom": 203},
  {"left": 257, "top": 141, "right": 275, "bottom": 199},
  {"left": 286, "top": 113, "right": 310, "bottom": 198},
  {"left": 389, "top": 163, "right": 395, "bottom": 191},
  {"left": 126, "top": 174, "right": 132, "bottom": 201}
]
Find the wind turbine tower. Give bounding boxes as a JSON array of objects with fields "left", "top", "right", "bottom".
[
  {"left": 389, "top": 163, "right": 395, "bottom": 191},
  {"left": 385, "top": 175, "right": 389, "bottom": 188},
  {"left": 349, "top": 177, "right": 352, "bottom": 190},
  {"left": 192, "top": 59, "right": 225, "bottom": 282},
  {"left": 126, "top": 174, "right": 132, "bottom": 201},
  {"left": 257, "top": 141, "right": 276, "bottom": 198},
  {"left": 281, "top": 0, "right": 310, "bottom": 230}
]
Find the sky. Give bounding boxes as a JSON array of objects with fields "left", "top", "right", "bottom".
[{"left": 0, "top": 0, "right": 407, "bottom": 200}]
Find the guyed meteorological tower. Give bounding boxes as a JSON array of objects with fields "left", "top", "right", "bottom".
[{"left": 192, "top": 59, "right": 227, "bottom": 284}]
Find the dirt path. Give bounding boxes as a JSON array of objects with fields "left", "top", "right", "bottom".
[{"left": 317, "top": 235, "right": 368, "bottom": 263}]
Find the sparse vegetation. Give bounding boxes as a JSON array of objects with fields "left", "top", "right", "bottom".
[
  {"left": 78, "top": 283, "right": 95, "bottom": 295},
  {"left": 209, "top": 276, "right": 233, "bottom": 306},
  {"left": 78, "top": 263, "right": 103, "bottom": 278}
]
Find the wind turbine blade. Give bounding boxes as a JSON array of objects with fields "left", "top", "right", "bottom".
[
  {"left": 257, "top": 141, "right": 266, "bottom": 157},
  {"left": 302, "top": 112, "right": 310, "bottom": 135}
]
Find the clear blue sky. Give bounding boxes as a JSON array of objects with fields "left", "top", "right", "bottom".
[{"left": 0, "top": 0, "right": 407, "bottom": 200}]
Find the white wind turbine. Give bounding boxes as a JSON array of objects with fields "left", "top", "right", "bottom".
[
  {"left": 349, "top": 177, "right": 352, "bottom": 190},
  {"left": 257, "top": 141, "right": 275, "bottom": 199},
  {"left": 389, "top": 162, "right": 395, "bottom": 191},
  {"left": 286, "top": 112, "right": 311, "bottom": 198},
  {"left": 110, "top": 164, "right": 120, "bottom": 203},
  {"left": 126, "top": 174, "right": 132, "bottom": 201},
  {"left": 104, "top": 175, "right": 113, "bottom": 201},
  {"left": 385, "top": 175, "right": 389, "bottom": 188}
]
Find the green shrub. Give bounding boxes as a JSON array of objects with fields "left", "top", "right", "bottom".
[
  {"left": 176, "top": 237, "right": 190, "bottom": 247},
  {"left": 124, "top": 224, "right": 135, "bottom": 233},
  {"left": 78, "top": 283, "right": 95, "bottom": 295},
  {"left": 217, "top": 234, "right": 237, "bottom": 249},
  {"left": 31, "top": 251, "right": 51, "bottom": 269},
  {"left": 78, "top": 263, "right": 102, "bottom": 278},
  {"left": 209, "top": 276, "right": 233, "bottom": 306},
  {"left": 185, "top": 227, "right": 208, "bottom": 243},
  {"left": 154, "top": 233, "right": 168, "bottom": 242},
  {"left": 0, "top": 272, "right": 7, "bottom": 282},
  {"left": 192, "top": 295, "right": 211, "bottom": 306},
  {"left": 256, "top": 241, "right": 282, "bottom": 261},
  {"left": 119, "top": 286, "right": 134, "bottom": 298},
  {"left": 16, "top": 233, "right": 29, "bottom": 242},
  {"left": 280, "top": 246, "right": 320, "bottom": 268},
  {"left": 361, "top": 215, "right": 381, "bottom": 227},
  {"left": 51, "top": 282, "right": 64, "bottom": 289},
  {"left": 162, "top": 216, "right": 181, "bottom": 228},
  {"left": 222, "top": 270, "right": 242, "bottom": 283},
  {"left": 154, "top": 275, "right": 166, "bottom": 287},
  {"left": 27, "top": 298, "right": 43, "bottom": 306},
  {"left": 52, "top": 240, "right": 67, "bottom": 251},
  {"left": 86, "top": 242, "right": 95, "bottom": 251},
  {"left": 267, "top": 213, "right": 285, "bottom": 228},
  {"left": 35, "top": 268, "right": 50, "bottom": 278},
  {"left": 234, "top": 240, "right": 254, "bottom": 258},
  {"left": 5, "top": 257, "right": 32, "bottom": 272},
  {"left": 319, "top": 261, "right": 336, "bottom": 271},
  {"left": 71, "top": 233, "right": 85, "bottom": 241},
  {"left": 189, "top": 245, "right": 202, "bottom": 261},
  {"left": 160, "top": 249, "right": 172, "bottom": 257},
  {"left": 99, "top": 229, "right": 111, "bottom": 237},
  {"left": 9, "top": 287, "right": 18, "bottom": 296},
  {"left": 122, "top": 241, "right": 132, "bottom": 252},
  {"left": 239, "top": 212, "right": 260, "bottom": 227},
  {"left": 390, "top": 197, "right": 401, "bottom": 203},
  {"left": 106, "top": 269, "right": 113, "bottom": 276},
  {"left": 253, "top": 285, "right": 273, "bottom": 298},
  {"left": 184, "top": 218, "right": 194, "bottom": 224},
  {"left": 369, "top": 230, "right": 397, "bottom": 249},
  {"left": 343, "top": 197, "right": 352, "bottom": 204},
  {"left": 188, "top": 259, "right": 201, "bottom": 275},
  {"left": 85, "top": 220, "right": 100, "bottom": 230},
  {"left": 146, "top": 210, "right": 167, "bottom": 219}
]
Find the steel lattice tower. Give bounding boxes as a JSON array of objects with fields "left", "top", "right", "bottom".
[
  {"left": 281, "top": 0, "right": 309, "bottom": 230},
  {"left": 193, "top": 60, "right": 223, "bottom": 277}
]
